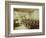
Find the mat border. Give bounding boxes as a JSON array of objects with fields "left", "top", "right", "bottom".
[{"left": 5, "top": 1, "right": 45, "bottom": 37}]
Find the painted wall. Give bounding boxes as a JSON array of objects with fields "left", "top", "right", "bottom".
[{"left": 14, "top": 9, "right": 39, "bottom": 20}]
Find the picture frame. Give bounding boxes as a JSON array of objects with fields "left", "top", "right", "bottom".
[{"left": 5, "top": 1, "right": 45, "bottom": 37}]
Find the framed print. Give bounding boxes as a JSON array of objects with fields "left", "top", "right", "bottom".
[{"left": 5, "top": 1, "right": 45, "bottom": 37}]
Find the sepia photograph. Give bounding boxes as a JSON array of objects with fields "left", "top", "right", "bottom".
[
  {"left": 13, "top": 8, "right": 39, "bottom": 30},
  {"left": 5, "top": 1, "right": 45, "bottom": 37}
]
